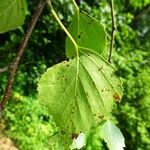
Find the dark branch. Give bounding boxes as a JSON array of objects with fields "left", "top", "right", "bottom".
[
  {"left": 0, "top": 0, "right": 46, "bottom": 112},
  {"left": 108, "top": 0, "right": 116, "bottom": 63}
]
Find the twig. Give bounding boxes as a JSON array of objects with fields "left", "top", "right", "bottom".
[
  {"left": 0, "top": 62, "right": 15, "bottom": 74},
  {"left": 0, "top": 66, "right": 8, "bottom": 74},
  {"left": 0, "top": 0, "right": 46, "bottom": 112},
  {"left": 108, "top": 0, "right": 116, "bottom": 63}
]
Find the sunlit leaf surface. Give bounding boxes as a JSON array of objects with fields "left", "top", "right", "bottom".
[{"left": 38, "top": 48, "right": 123, "bottom": 149}]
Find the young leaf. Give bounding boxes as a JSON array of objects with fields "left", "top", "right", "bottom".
[
  {"left": 66, "top": 11, "right": 106, "bottom": 58},
  {"left": 101, "top": 120, "right": 125, "bottom": 150},
  {"left": 0, "top": 0, "right": 27, "bottom": 33},
  {"left": 38, "top": 48, "right": 123, "bottom": 149}
]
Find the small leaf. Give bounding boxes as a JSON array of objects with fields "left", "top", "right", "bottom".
[
  {"left": 101, "top": 120, "right": 125, "bottom": 150},
  {"left": 0, "top": 0, "right": 27, "bottom": 33},
  {"left": 38, "top": 48, "right": 123, "bottom": 149},
  {"left": 66, "top": 11, "right": 106, "bottom": 58}
]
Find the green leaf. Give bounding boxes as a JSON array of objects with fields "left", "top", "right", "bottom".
[
  {"left": 101, "top": 120, "right": 125, "bottom": 150},
  {"left": 38, "top": 48, "right": 123, "bottom": 149},
  {"left": 66, "top": 11, "right": 106, "bottom": 58},
  {"left": 0, "top": 0, "right": 27, "bottom": 33}
]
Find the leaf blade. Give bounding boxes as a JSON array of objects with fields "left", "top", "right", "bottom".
[
  {"left": 66, "top": 11, "right": 106, "bottom": 58},
  {"left": 38, "top": 49, "right": 123, "bottom": 148},
  {"left": 0, "top": 0, "right": 27, "bottom": 33}
]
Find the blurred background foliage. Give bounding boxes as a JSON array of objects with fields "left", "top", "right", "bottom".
[{"left": 0, "top": 0, "right": 150, "bottom": 149}]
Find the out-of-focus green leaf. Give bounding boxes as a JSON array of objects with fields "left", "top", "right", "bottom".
[{"left": 0, "top": 0, "right": 27, "bottom": 33}]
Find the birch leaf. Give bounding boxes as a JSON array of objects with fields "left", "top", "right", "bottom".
[
  {"left": 38, "top": 48, "right": 123, "bottom": 149},
  {"left": 66, "top": 11, "right": 106, "bottom": 58}
]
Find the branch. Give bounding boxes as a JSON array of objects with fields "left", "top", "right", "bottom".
[
  {"left": 108, "top": 0, "right": 116, "bottom": 63},
  {"left": 0, "top": 0, "right": 46, "bottom": 112},
  {"left": 0, "top": 66, "right": 8, "bottom": 74},
  {"left": 0, "top": 62, "right": 15, "bottom": 74}
]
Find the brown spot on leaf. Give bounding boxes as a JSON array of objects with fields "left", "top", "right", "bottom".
[
  {"left": 78, "top": 34, "right": 81, "bottom": 39},
  {"left": 71, "top": 56, "right": 74, "bottom": 59},
  {"left": 72, "top": 106, "right": 75, "bottom": 110},
  {"left": 61, "top": 130, "right": 66, "bottom": 134},
  {"left": 113, "top": 92, "right": 121, "bottom": 102},
  {"left": 66, "top": 64, "right": 69, "bottom": 67},
  {"left": 71, "top": 133, "right": 78, "bottom": 139},
  {"left": 98, "top": 115, "right": 104, "bottom": 119},
  {"left": 117, "top": 84, "right": 122, "bottom": 87},
  {"left": 100, "top": 66, "right": 103, "bottom": 70},
  {"left": 78, "top": 32, "right": 83, "bottom": 39},
  {"left": 105, "top": 89, "right": 110, "bottom": 92},
  {"left": 86, "top": 92, "right": 89, "bottom": 96},
  {"left": 88, "top": 21, "right": 92, "bottom": 24},
  {"left": 98, "top": 68, "right": 101, "bottom": 71}
]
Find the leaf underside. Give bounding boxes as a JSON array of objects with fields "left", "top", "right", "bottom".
[
  {"left": 38, "top": 48, "right": 123, "bottom": 148},
  {"left": 0, "top": 0, "right": 27, "bottom": 33},
  {"left": 101, "top": 120, "right": 125, "bottom": 150},
  {"left": 66, "top": 11, "right": 106, "bottom": 58}
]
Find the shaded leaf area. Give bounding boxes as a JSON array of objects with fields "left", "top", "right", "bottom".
[
  {"left": 0, "top": 0, "right": 27, "bottom": 33},
  {"left": 66, "top": 11, "right": 106, "bottom": 58},
  {"left": 101, "top": 120, "right": 125, "bottom": 150},
  {"left": 38, "top": 48, "right": 123, "bottom": 149}
]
